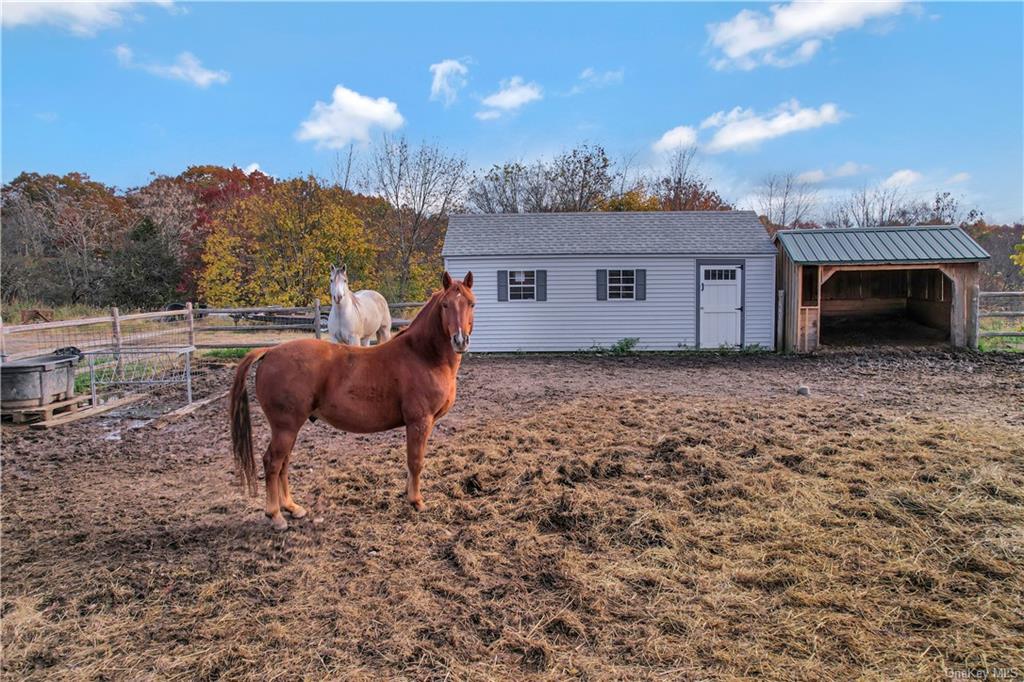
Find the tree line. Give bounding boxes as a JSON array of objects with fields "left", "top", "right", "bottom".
[{"left": 3, "top": 140, "right": 1022, "bottom": 311}]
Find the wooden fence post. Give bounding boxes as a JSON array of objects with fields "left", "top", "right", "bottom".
[
  {"left": 968, "top": 284, "right": 980, "bottom": 350},
  {"left": 775, "top": 290, "right": 785, "bottom": 352},
  {"left": 185, "top": 302, "right": 196, "bottom": 348},
  {"left": 111, "top": 306, "right": 124, "bottom": 381},
  {"left": 313, "top": 299, "right": 322, "bottom": 339}
]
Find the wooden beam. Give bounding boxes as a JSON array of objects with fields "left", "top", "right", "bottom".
[
  {"left": 979, "top": 311, "right": 1024, "bottom": 318},
  {"left": 980, "top": 291, "right": 1024, "bottom": 298},
  {"left": 152, "top": 390, "right": 229, "bottom": 430}
]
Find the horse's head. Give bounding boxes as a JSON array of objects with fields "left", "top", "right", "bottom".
[
  {"left": 439, "top": 271, "right": 475, "bottom": 354},
  {"left": 329, "top": 263, "right": 349, "bottom": 304}
]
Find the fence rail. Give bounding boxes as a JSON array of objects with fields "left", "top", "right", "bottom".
[
  {"left": 977, "top": 289, "right": 1024, "bottom": 340},
  {"left": 1, "top": 300, "right": 427, "bottom": 419},
  {"left": 2, "top": 300, "right": 426, "bottom": 359}
]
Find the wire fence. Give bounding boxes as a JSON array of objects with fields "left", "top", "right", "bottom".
[{"left": 977, "top": 291, "right": 1024, "bottom": 349}]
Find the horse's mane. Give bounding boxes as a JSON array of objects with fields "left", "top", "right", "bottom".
[{"left": 393, "top": 288, "right": 444, "bottom": 338}]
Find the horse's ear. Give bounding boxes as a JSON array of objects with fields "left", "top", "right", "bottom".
[
  {"left": 442, "top": 271, "right": 453, "bottom": 289},
  {"left": 463, "top": 271, "right": 474, "bottom": 289},
  {"left": 341, "top": 263, "right": 347, "bottom": 274}
]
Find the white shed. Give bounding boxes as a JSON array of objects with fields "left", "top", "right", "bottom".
[{"left": 442, "top": 211, "right": 777, "bottom": 352}]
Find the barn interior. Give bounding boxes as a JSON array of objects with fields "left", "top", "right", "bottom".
[{"left": 811, "top": 267, "right": 954, "bottom": 346}]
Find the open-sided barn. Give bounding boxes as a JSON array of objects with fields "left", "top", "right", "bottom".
[
  {"left": 774, "top": 226, "right": 990, "bottom": 351},
  {"left": 442, "top": 211, "right": 777, "bottom": 352}
]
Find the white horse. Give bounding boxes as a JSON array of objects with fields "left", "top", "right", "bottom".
[{"left": 327, "top": 264, "right": 393, "bottom": 346}]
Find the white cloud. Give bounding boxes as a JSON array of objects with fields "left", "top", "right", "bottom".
[
  {"left": 796, "top": 169, "right": 827, "bottom": 184},
  {"left": 35, "top": 111, "right": 59, "bottom": 123},
  {"left": 797, "top": 161, "right": 868, "bottom": 183},
  {"left": 476, "top": 76, "right": 542, "bottom": 120},
  {"left": 707, "top": 1, "right": 907, "bottom": 70},
  {"left": 834, "top": 161, "right": 868, "bottom": 177},
  {"left": 115, "top": 44, "right": 134, "bottom": 66},
  {"left": 429, "top": 58, "right": 468, "bottom": 106},
  {"left": 243, "top": 163, "right": 261, "bottom": 175},
  {"left": 568, "top": 67, "right": 624, "bottom": 95},
  {"left": 116, "top": 45, "right": 229, "bottom": 88},
  {"left": 702, "top": 100, "right": 844, "bottom": 153},
  {"left": 2, "top": 1, "right": 173, "bottom": 37},
  {"left": 296, "top": 85, "right": 404, "bottom": 149},
  {"left": 652, "top": 125, "right": 698, "bottom": 153},
  {"left": 946, "top": 171, "right": 970, "bottom": 184},
  {"left": 883, "top": 169, "right": 923, "bottom": 188}
]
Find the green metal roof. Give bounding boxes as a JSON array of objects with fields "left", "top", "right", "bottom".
[{"left": 775, "top": 226, "right": 989, "bottom": 265}]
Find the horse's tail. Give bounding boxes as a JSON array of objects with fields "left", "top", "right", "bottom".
[{"left": 230, "top": 347, "right": 269, "bottom": 497}]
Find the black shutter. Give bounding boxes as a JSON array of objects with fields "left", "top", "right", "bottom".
[
  {"left": 536, "top": 270, "right": 547, "bottom": 301},
  {"left": 635, "top": 269, "right": 647, "bottom": 300},
  {"left": 497, "top": 270, "right": 508, "bottom": 301},
  {"left": 596, "top": 269, "right": 607, "bottom": 300}
]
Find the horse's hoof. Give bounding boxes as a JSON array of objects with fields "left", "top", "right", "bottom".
[
  {"left": 286, "top": 504, "right": 307, "bottom": 519},
  {"left": 268, "top": 513, "right": 289, "bottom": 531},
  {"left": 410, "top": 499, "right": 426, "bottom": 512}
]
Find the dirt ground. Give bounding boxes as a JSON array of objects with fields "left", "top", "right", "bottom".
[{"left": 2, "top": 350, "right": 1023, "bottom": 680}]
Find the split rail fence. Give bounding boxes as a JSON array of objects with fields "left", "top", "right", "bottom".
[
  {"left": 976, "top": 290, "right": 1024, "bottom": 344},
  {"left": 1, "top": 300, "right": 424, "bottom": 412}
]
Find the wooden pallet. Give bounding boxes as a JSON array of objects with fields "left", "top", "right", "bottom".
[
  {"left": 1, "top": 395, "right": 92, "bottom": 424},
  {"left": 29, "top": 394, "right": 146, "bottom": 430}
]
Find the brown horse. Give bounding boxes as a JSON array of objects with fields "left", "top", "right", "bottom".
[{"left": 229, "top": 271, "right": 475, "bottom": 530}]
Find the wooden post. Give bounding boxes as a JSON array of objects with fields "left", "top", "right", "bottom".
[
  {"left": 111, "top": 306, "right": 124, "bottom": 381},
  {"left": 185, "top": 302, "right": 196, "bottom": 348},
  {"left": 775, "top": 290, "right": 784, "bottom": 352},
  {"left": 967, "top": 284, "right": 980, "bottom": 350},
  {"left": 313, "top": 299, "right": 322, "bottom": 339}
]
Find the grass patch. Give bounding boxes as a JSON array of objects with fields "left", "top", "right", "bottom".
[
  {"left": 978, "top": 315, "right": 1024, "bottom": 352},
  {"left": 586, "top": 337, "right": 640, "bottom": 356},
  {"left": 201, "top": 348, "right": 251, "bottom": 360},
  {"left": 2, "top": 300, "right": 116, "bottom": 323}
]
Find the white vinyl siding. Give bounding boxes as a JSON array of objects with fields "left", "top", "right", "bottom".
[
  {"left": 445, "top": 254, "right": 775, "bottom": 352},
  {"left": 742, "top": 256, "right": 775, "bottom": 349}
]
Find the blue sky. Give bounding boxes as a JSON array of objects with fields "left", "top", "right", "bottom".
[{"left": 3, "top": 1, "right": 1022, "bottom": 222}]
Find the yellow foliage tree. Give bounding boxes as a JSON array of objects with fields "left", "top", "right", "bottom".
[
  {"left": 598, "top": 187, "right": 661, "bottom": 212},
  {"left": 199, "top": 177, "right": 377, "bottom": 306}
]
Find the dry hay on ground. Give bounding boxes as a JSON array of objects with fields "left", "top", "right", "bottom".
[{"left": 2, "top": 351, "right": 1022, "bottom": 680}]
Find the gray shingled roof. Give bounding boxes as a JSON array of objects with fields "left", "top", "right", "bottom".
[
  {"left": 775, "top": 226, "right": 989, "bottom": 265},
  {"left": 442, "top": 211, "right": 776, "bottom": 257}
]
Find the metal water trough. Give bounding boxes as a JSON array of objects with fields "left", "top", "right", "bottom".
[{"left": 1, "top": 349, "right": 81, "bottom": 408}]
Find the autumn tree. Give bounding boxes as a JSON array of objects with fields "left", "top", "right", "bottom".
[
  {"left": 754, "top": 173, "right": 818, "bottom": 231},
  {"left": 105, "top": 218, "right": 182, "bottom": 308},
  {"left": 363, "top": 136, "right": 469, "bottom": 300},
  {"left": 651, "top": 148, "right": 732, "bottom": 211},
  {"left": 468, "top": 162, "right": 551, "bottom": 213},
  {"left": 1, "top": 172, "right": 133, "bottom": 305},
  {"left": 199, "top": 176, "right": 375, "bottom": 306},
  {"left": 548, "top": 144, "right": 615, "bottom": 211},
  {"left": 822, "top": 187, "right": 981, "bottom": 229},
  {"left": 598, "top": 186, "right": 661, "bottom": 211},
  {"left": 176, "top": 165, "right": 274, "bottom": 298},
  {"left": 1013, "top": 235, "right": 1024, "bottom": 277}
]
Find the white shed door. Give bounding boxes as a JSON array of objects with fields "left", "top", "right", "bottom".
[{"left": 699, "top": 266, "right": 741, "bottom": 348}]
